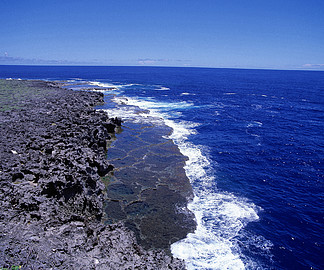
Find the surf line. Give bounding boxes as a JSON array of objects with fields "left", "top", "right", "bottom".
[
  {"left": 86, "top": 81, "right": 264, "bottom": 269},
  {"left": 117, "top": 97, "right": 261, "bottom": 270}
]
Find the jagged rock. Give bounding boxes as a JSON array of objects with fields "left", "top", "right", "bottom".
[
  {"left": 0, "top": 79, "right": 185, "bottom": 269},
  {"left": 111, "top": 116, "right": 123, "bottom": 126}
]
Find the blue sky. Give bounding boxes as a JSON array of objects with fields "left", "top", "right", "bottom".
[{"left": 1, "top": 0, "right": 324, "bottom": 70}]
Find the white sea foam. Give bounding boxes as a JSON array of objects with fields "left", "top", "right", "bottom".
[
  {"left": 247, "top": 121, "right": 263, "bottom": 128},
  {"left": 246, "top": 121, "right": 263, "bottom": 143},
  {"left": 89, "top": 81, "right": 118, "bottom": 88},
  {"left": 89, "top": 81, "right": 137, "bottom": 89},
  {"left": 165, "top": 116, "right": 262, "bottom": 269},
  {"left": 155, "top": 86, "right": 170, "bottom": 91},
  {"left": 180, "top": 92, "right": 196, "bottom": 96},
  {"left": 114, "top": 96, "right": 195, "bottom": 119},
  {"left": 171, "top": 192, "right": 260, "bottom": 270},
  {"left": 107, "top": 91, "right": 269, "bottom": 269}
]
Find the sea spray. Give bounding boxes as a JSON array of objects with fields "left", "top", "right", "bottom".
[
  {"left": 164, "top": 117, "right": 262, "bottom": 269},
  {"left": 108, "top": 92, "right": 264, "bottom": 269}
]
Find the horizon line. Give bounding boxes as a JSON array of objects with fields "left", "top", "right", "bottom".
[{"left": 0, "top": 64, "right": 324, "bottom": 72}]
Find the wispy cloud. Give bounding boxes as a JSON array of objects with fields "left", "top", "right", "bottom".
[
  {"left": 0, "top": 54, "right": 192, "bottom": 67},
  {"left": 0, "top": 55, "right": 101, "bottom": 65},
  {"left": 137, "top": 58, "right": 191, "bottom": 66},
  {"left": 137, "top": 58, "right": 169, "bottom": 65},
  {"left": 302, "top": 63, "right": 324, "bottom": 69}
]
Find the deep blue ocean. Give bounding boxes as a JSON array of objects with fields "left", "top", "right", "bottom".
[{"left": 1, "top": 65, "right": 323, "bottom": 269}]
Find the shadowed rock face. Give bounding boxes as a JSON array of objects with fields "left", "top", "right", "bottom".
[{"left": 0, "top": 80, "right": 185, "bottom": 269}]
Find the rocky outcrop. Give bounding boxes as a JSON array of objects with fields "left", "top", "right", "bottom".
[{"left": 0, "top": 80, "right": 185, "bottom": 269}]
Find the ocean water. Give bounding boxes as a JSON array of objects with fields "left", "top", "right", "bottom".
[{"left": 1, "top": 65, "right": 323, "bottom": 269}]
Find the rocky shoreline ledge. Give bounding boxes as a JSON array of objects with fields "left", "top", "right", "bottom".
[{"left": 0, "top": 79, "right": 186, "bottom": 269}]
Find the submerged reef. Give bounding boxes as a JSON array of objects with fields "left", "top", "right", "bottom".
[
  {"left": 104, "top": 112, "right": 196, "bottom": 251},
  {"left": 0, "top": 80, "right": 188, "bottom": 269}
]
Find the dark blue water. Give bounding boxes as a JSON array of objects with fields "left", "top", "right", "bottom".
[{"left": 1, "top": 65, "right": 323, "bottom": 269}]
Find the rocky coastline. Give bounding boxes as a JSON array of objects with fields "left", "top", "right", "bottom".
[{"left": 0, "top": 79, "right": 187, "bottom": 269}]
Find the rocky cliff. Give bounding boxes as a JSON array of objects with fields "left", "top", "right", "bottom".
[{"left": 0, "top": 80, "right": 185, "bottom": 269}]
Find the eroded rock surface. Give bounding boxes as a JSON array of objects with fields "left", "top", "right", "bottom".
[
  {"left": 105, "top": 118, "right": 196, "bottom": 251},
  {"left": 0, "top": 80, "right": 185, "bottom": 269}
]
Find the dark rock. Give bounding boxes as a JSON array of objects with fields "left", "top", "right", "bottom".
[
  {"left": 111, "top": 117, "right": 123, "bottom": 126},
  {"left": 103, "top": 122, "right": 117, "bottom": 133},
  {"left": 95, "top": 159, "right": 114, "bottom": 177},
  {"left": 0, "top": 79, "right": 185, "bottom": 269},
  {"left": 12, "top": 172, "right": 24, "bottom": 181}
]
